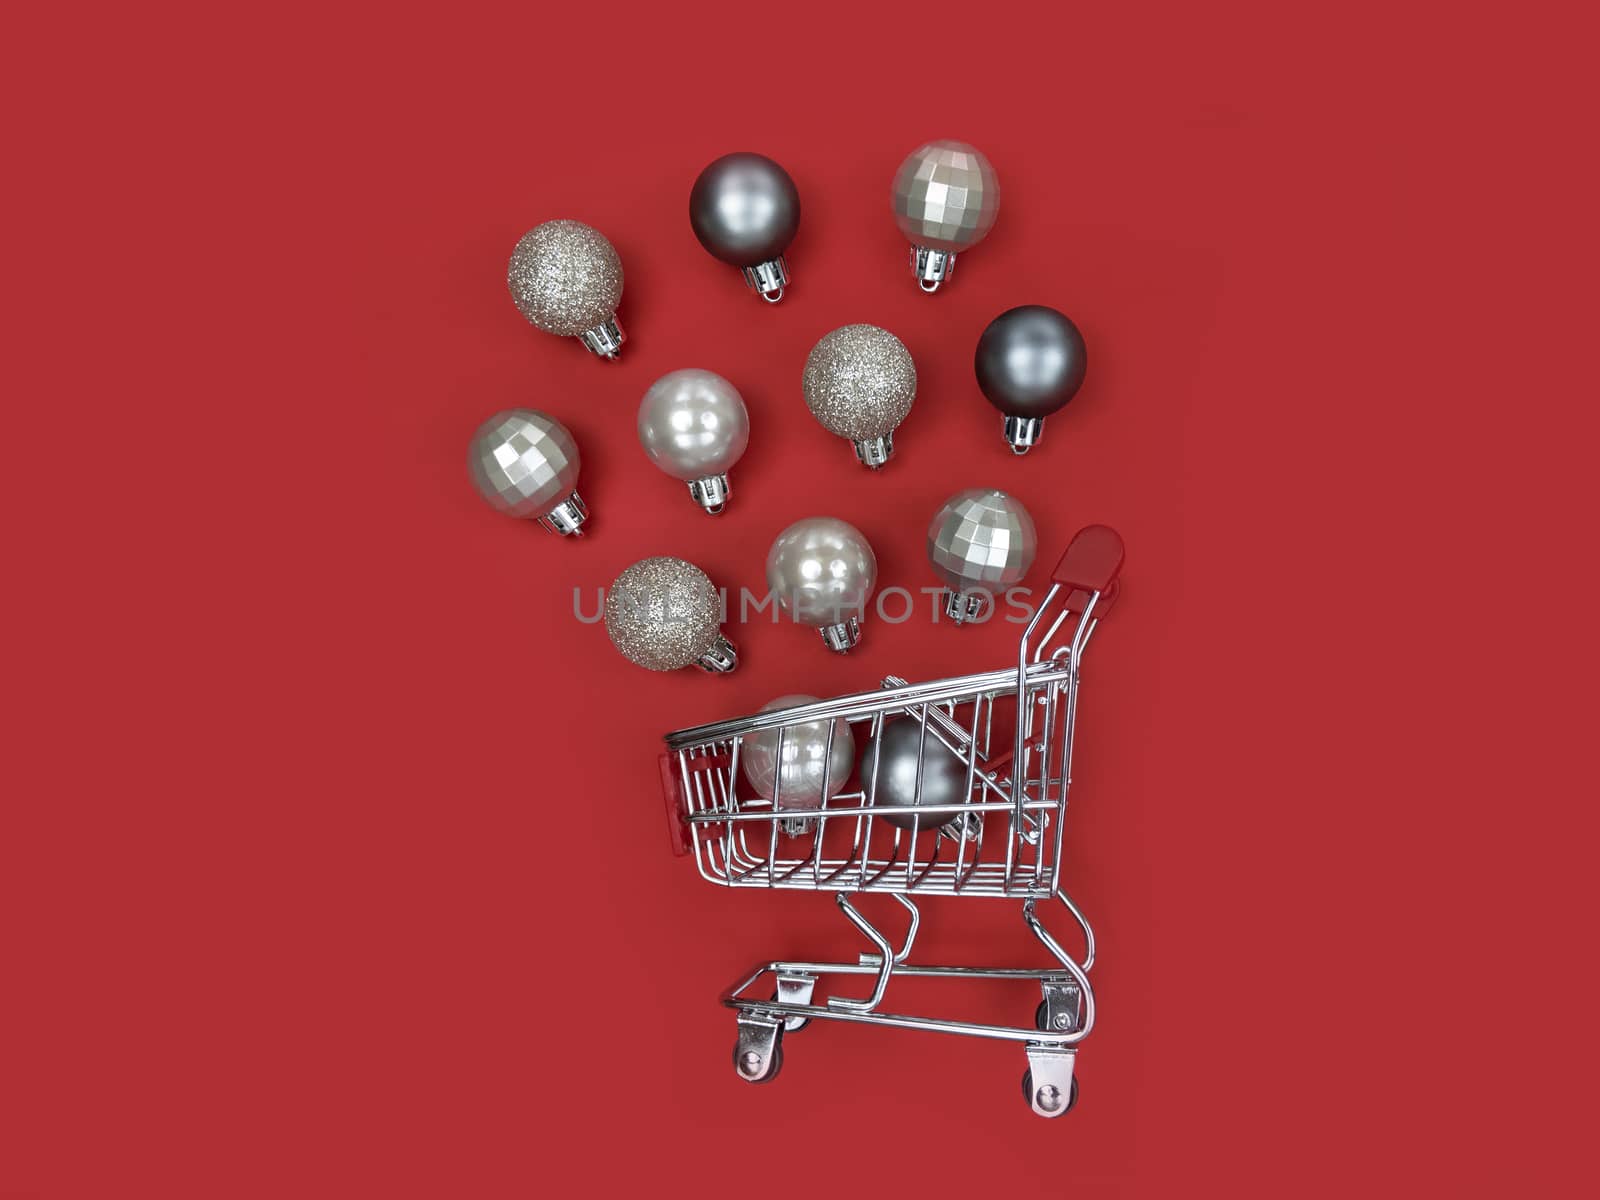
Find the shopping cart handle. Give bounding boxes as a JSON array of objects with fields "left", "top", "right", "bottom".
[
  {"left": 1052, "top": 525, "right": 1124, "bottom": 597},
  {"left": 659, "top": 752, "right": 691, "bottom": 857}
]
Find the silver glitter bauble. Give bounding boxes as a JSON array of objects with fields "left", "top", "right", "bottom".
[
  {"left": 604, "top": 557, "right": 736, "bottom": 673},
  {"left": 689, "top": 152, "right": 800, "bottom": 302},
  {"left": 801, "top": 324, "right": 917, "bottom": 468},
  {"left": 636, "top": 369, "right": 750, "bottom": 515},
  {"left": 974, "top": 305, "right": 1087, "bottom": 454},
  {"left": 466, "top": 409, "right": 588, "bottom": 536},
  {"left": 765, "top": 516, "right": 877, "bottom": 652},
  {"left": 506, "top": 220, "right": 626, "bottom": 359},
  {"left": 890, "top": 140, "right": 1000, "bottom": 293},
  {"left": 858, "top": 717, "right": 973, "bottom": 832},
  {"left": 741, "top": 694, "right": 854, "bottom": 812},
  {"left": 927, "top": 489, "right": 1038, "bottom": 623}
]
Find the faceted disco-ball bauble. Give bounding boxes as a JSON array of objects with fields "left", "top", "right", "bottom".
[
  {"left": 741, "top": 694, "right": 855, "bottom": 812},
  {"left": 689, "top": 152, "right": 801, "bottom": 268},
  {"left": 636, "top": 369, "right": 750, "bottom": 481},
  {"left": 765, "top": 516, "right": 878, "bottom": 628},
  {"left": 927, "top": 489, "right": 1039, "bottom": 595},
  {"left": 858, "top": 717, "right": 973, "bottom": 832},
  {"left": 506, "top": 219, "right": 624, "bottom": 336},
  {"left": 466, "top": 409, "right": 581, "bottom": 518},
  {"left": 890, "top": 140, "right": 1001, "bottom": 253},
  {"left": 604, "top": 557, "right": 725, "bottom": 672},
  {"left": 974, "top": 305, "right": 1087, "bottom": 419},
  {"left": 802, "top": 325, "right": 917, "bottom": 440}
]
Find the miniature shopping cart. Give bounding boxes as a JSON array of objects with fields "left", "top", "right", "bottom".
[{"left": 660, "top": 524, "right": 1124, "bottom": 1117}]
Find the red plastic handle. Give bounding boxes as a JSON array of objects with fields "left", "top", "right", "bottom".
[
  {"left": 659, "top": 752, "right": 690, "bottom": 857},
  {"left": 1052, "top": 525, "right": 1124, "bottom": 617}
]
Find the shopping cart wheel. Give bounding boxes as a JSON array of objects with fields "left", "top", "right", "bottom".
[
  {"left": 772, "top": 972, "right": 817, "bottom": 1031},
  {"left": 1021, "top": 1069, "right": 1080, "bottom": 1117},
  {"left": 1035, "top": 980, "right": 1082, "bottom": 1034},
  {"left": 1035, "top": 999, "right": 1079, "bottom": 1033},
  {"left": 733, "top": 1037, "right": 784, "bottom": 1084},
  {"left": 733, "top": 1010, "right": 786, "bottom": 1084}
]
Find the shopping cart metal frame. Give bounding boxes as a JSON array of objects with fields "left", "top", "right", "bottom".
[{"left": 660, "top": 525, "right": 1124, "bottom": 1116}]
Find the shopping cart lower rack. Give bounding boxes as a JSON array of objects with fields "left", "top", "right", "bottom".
[{"left": 660, "top": 525, "right": 1124, "bottom": 1117}]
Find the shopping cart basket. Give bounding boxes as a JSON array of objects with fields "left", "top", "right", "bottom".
[{"left": 660, "top": 524, "right": 1124, "bottom": 1117}]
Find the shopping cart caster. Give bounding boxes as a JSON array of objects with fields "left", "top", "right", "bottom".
[
  {"left": 774, "top": 972, "right": 816, "bottom": 1032},
  {"left": 733, "top": 1012, "right": 785, "bottom": 1084},
  {"left": 1022, "top": 1045, "right": 1079, "bottom": 1117},
  {"left": 772, "top": 995, "right": 810, "bottom": 1033},
  {"left": 1021, "top": 1069, "right": 1079, "bottom": 1117},
  {"left": 734, "top": 1040, "right": 784, "bottom": 1084},
  {"left": 1035, "top": 979, "right": 1081, "bottom": 1033}
]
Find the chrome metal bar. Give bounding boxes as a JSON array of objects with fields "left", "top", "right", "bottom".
[
  {"left": 688, "top": 797, "right": 1058, "bottom": 823},
  {"left": 720, "top": 960, "right": 1087, "bottom": 1047},
  {"left": 766, "top": 726, "right": 784, "bottom": 885},
  {"left": 1022, "top": 895, "right": 1095, "bottom": 1042},
  {"left": 827, "top": 893, "right": 898, "bottom": 1012},
  {"left": 1058, "top": 888, "right": 1096, "bottom": 972},
  {"left": 666, "top": 663, "right": 1069, "bottom": 749},
  {"left": 904, "top": 703, "right": 931, "bottom": 888},
  {"left": 856, "top": 709, "right": 886, "bottom": 890}
]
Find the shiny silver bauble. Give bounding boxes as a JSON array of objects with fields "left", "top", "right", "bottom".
[
  {"left": 636, "top": 369, "right": 750, "bottom": 514},
  {"left": 765, "top": 517, "right": 877, "bottom": 651},
  {"left": 466, "top": 409, "right": 588, "bottom": 536},
  {"left": 690, "top": 153, "right": 800, "bottom": 280},
  {"left": 927, "top": 488, "right": 1038, "bottom": 621},
  {"left": 890, "top": 140, "right": 1000, "bottom": 293},
  {"left": 858, "top": 717, "right": 973, "bottom": 831},
  {"left": 741, "top": 694, "right": 855, "bottom": 811},
  {"left": 974, "top": 306, "right": 1086, "bottom": 453}
]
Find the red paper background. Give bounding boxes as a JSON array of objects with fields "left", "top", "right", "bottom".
[{"left": 4, "top": 1, "right": 1588, "bottom": 1196}]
